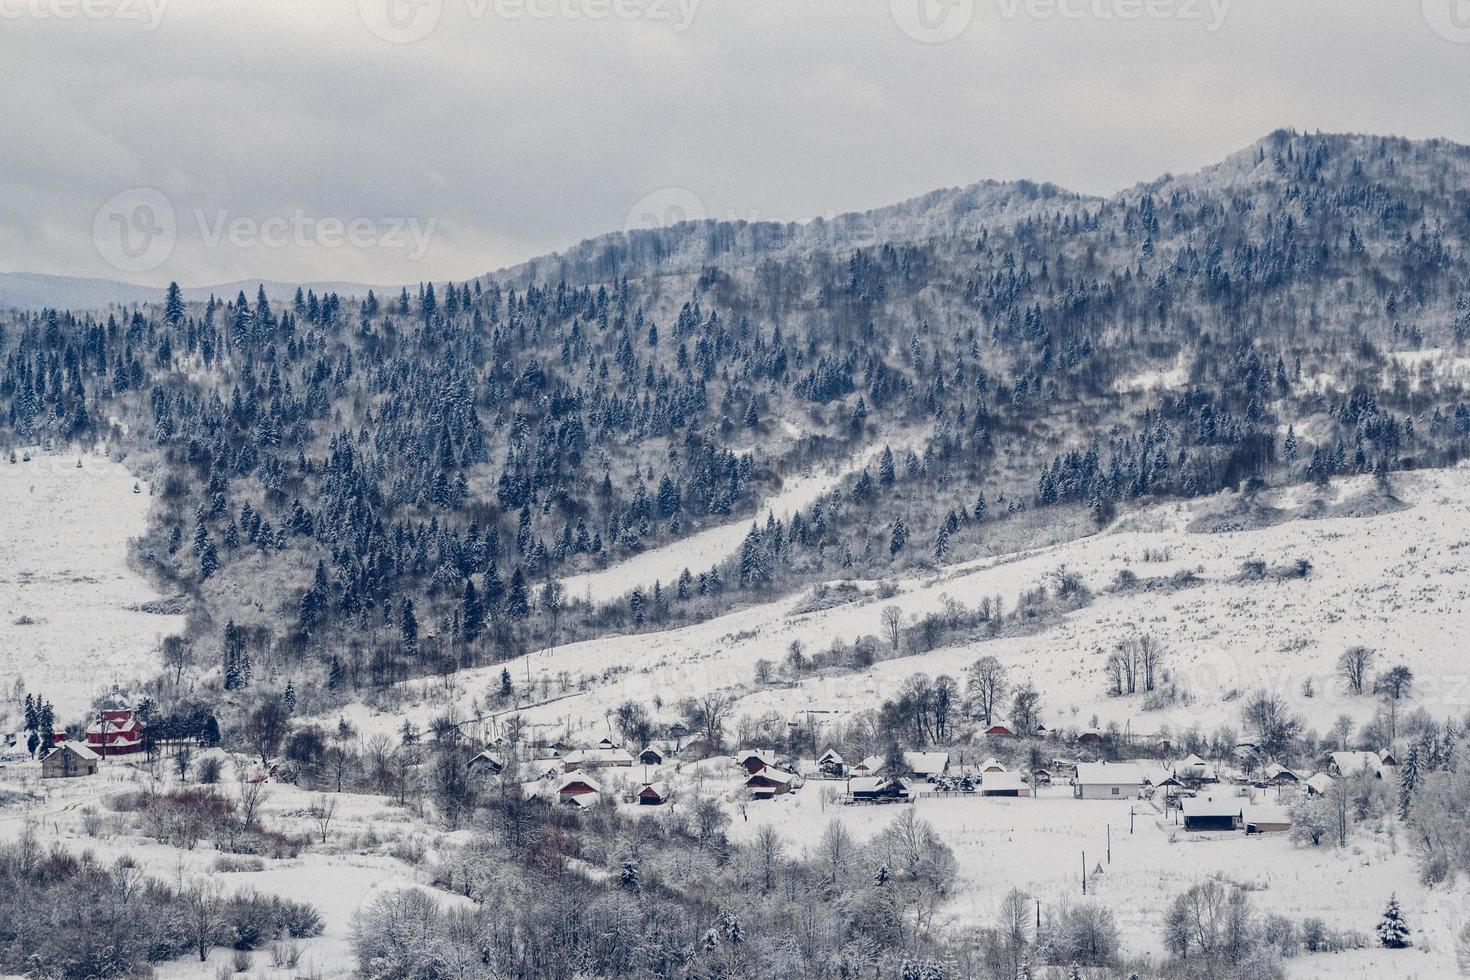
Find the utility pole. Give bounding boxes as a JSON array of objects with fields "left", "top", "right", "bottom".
[
  {"left": 1081, "top": 851, "right": 1087, "bottom": 895},
  {"left": 1107, "top": 823, "right": 1112, "bottom": 863},
  {"left": 1130, "top": 806, "right": 1135, "bottom": 834}
]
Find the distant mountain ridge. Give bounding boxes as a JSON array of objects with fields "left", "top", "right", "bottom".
[{"left": 0, "top": 271, "right": 389, "bottom": 314}]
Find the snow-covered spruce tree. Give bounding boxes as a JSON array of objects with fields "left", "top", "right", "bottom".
[{"left": 1377, "top": 894, "right": 1410, "bottom": 949}]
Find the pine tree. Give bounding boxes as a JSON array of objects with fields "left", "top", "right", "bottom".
[
  {"left": 328, "top": 655, "right": 344, "bottom": 691},
  {"left": 1377, "top": 894, "right": 1410, "bottom": 948},
  {"left": 889, "top": 518, "right": 909, "bottom": 556},
  {"left": 400, "top": 598, "right": 419, "bottom": 653},
  {"left": 1397, "top": 742, "right": 1420, "bottom": 820},
  {"left": 462, "top": 579, "right": 485, "bottom": 643},
  {"left": 283, "top": 680, "right": 296, "bottom": 714},
  {"left": 619, "top": 860, "right": 640, "bottom": 893},
  {"left": 499, "top": 668, "right": 513, "bottom": 702},
  {"left": 933, "top": 524, "right": 950, "bottom": 562}
]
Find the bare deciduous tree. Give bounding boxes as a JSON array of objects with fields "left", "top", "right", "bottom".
[{"left": 880, "top": 605, "right": 903, "bottom": 653}]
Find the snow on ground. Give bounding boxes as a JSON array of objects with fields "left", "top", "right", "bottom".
[
  {"left": 558, "top": 440, "right": 896, "bottom": 606},
  {"left": 349, "top": 465, "right": 1470, "bottom": 749},
  {"left": 1113, "top": 356, "right": 1191, "bottom": 394},
  {"left": 711, "top": 785, "right": 1466, "bottom": 974},
  {"left": 1388, "top": 348, "right": 1470, "bottom": 390},
  {"left": 0, "top": 449, "right": 183, "bottom": 719},
  {"left": 0, "top": 755, "right": 432, "bottom": 979}
]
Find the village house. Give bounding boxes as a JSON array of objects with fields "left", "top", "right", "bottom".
[
  {"left": 738, "top": 749, "right": 784, "bottom": 775},
  {"left": 744, "top": 768, "right": 796, "bottom": 799},
  {"left": 1263, "top": 762, "right": 1300, "bottom": 786},
  {"left": 563, "top": 746, "right": 634, "bottom": 772},
  {"left": 1329, "top": 751, "right": 1387, "bottom": 779},
  {"left": 978, "top": 757, "right": 1007, "bottom": 773},
  {"left": 903, "top": 751, "right": 950, "bottom": 780},
  {"left": 557, "top": 775, "right": 601, "bottom": 807},
  {"left": 41, "top": 742, "right": 99, "bottom": 779},
  {"left": 638, "top": 781, "right": 669, "bottom": 805},
  {"left": 467, "top": 750, "right": 505, "bottom": 775},
  {"left": 1243, "top": 803, "right": 1292, "bottom": 834},
  {"left": 1181, "top": 795, "right": 1242, "bottom": 832},
  {"left": 983, "top": 724, "right": 1015, "bottom": 738},
  {"left": 979, "top": 771, "right": 1030, "bottom": 797},
  {"left": 637, "top": 746, "right": 666, "bottom": 766},
  {"left": 1073, "top": 761, "right": 1146, "bottom": 799},
  {"left": 847, "top": 776, "right": 910, "bottom": 804},
  {"left": 817, "top": 748, "right": 845, "bottom": 778},
  {"left": 851, "top": 754, "right": 885, "bottom": 776},
  {"left": 1305, "top": 772, "right": 1335, "bottom": 796}
]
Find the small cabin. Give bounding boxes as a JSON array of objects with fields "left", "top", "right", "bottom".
[
  {"left": 847, "top": 776, "right": 910, "bottom": 804},
  {"left": 467, "top": 751, "right": 505, "bottom": 775},
  {"left": 638, "top": 746, "right": 665, "bottom": 766},
  {"left": 557, "top": 776, "right": 601, "bottom": 807},
  {"left": 1181, "top": 796, "right": 1241, "bottom": 832},
  {"left": 745, "top": 769, "right": 795, "bottom": 799},
  {"left": 42, "top": 742, "right": 99, "bottom": 779},
  {"left": 638, "top": 781, "right": 669, "bottom": 806}
]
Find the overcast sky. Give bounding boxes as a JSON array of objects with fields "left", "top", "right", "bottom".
[{"left": 1, "top": 0, "right": 1467, "bottom": 288}]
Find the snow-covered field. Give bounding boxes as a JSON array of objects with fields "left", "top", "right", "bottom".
[
  {"left": 354, "top": 466, "right": 1470, "bottom": 748},
  {"left": 0, "top": 449, "right": 183, "bottom": 720},
  {"left": 0, "top": 754, "right": 430, "bottom": 979},
  {"left": 720, "top": 786, "right": 1467, "bottom": 976}
]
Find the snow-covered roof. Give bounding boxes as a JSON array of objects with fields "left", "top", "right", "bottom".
[
  {"left": 853, "top": 754, "right": 885, "bottom": 773},
  {"left": 746, "top": 768, "right": 795, "bottom": 786},
  {"left": 1181, "top": 796, "right": 1242, "bottom": 819},
  {"left": 1331, "top": 751, "right": 1384, "bottom": 776},
  {"left": 558, "top": 775, "right": 601, "bottom": 793},
  {"left": 818, "top": 748, "right": 844, "bottom": 764},
  {"left": 564, "top": 747, "right": 634, "bottom": 766},
  {"left": 47, "top": 742, "right": 99, "bottom": 761},
  {"left": 1242, "top": 804, "right": 1291, "bottom": 826},
  {"left": 639, "top": 781, "right": 668, "bottom": 798},
  {"left": 978, "top": 757, "right": 1007, "bottom": 772},
  {"left": 1306, "top": 773, "right": 1334, "bottom": 794},
  {"left": 903, "top": 751, "right": 950, "bottom": 774},
  {"left": 1074, "top": 762, "right": 1144, "bottom": 786},
  {"left": 981, "top": 771, "right": 1027, "bottom": 791},
  {"left": 848, "top": 776, "right": 907, "bottom": 794}
]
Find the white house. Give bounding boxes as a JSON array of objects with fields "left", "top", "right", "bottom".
[{"left": 1072, "top": 761, "right": 1146, "bottom": 799}]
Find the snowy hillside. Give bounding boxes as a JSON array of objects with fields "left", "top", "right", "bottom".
[
  {"left": 0, "top": 450, "right": 183, "bottom": 720},
  {"left": 349, "top": 464, "right": 1470, "bottom": 746}
]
